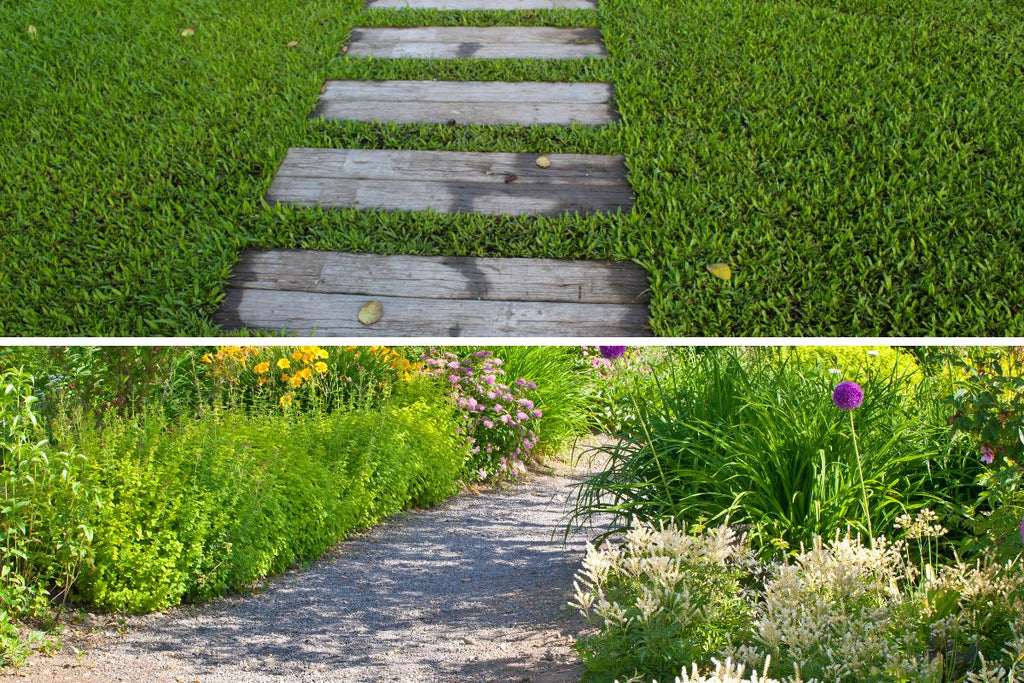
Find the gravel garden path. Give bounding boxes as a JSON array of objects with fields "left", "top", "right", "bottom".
[{"left": 10, "top": 443, "right": 609, "bottom": 683}]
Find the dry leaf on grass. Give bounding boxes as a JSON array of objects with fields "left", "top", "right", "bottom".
[{"left": 705, "top": 263, "right": 733, "bottom": 281}]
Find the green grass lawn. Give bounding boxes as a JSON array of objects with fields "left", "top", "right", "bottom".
[{"left": 1, "top": 0, "right": 1022, "bottom": 335}]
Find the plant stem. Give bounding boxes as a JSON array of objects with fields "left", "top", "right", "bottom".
[{"left": 850, "top": 412, "right": 873, "bottom": 546}]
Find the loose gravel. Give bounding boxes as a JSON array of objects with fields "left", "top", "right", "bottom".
[{"left": 10, "top": 445, "right": 610, "bottom": 683}]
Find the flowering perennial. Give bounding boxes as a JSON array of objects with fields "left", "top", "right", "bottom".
[
  {"left": 421, "top": 349, "right": 542, "bottom": 480},
  {"left": 578, "top": 514, "right": 1024, "bottom": 683}
]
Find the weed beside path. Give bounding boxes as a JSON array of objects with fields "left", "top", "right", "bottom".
[{"left": 8, "top": 444, "right": 610, "bottom": 683}]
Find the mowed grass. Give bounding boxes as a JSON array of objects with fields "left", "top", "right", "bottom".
[{"left": 1, "top": 0, "right": 1022, "bottom": 335}]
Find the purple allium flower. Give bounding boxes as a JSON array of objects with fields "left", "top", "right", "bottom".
[
  {"left": 981, "top": 444, "right": 995, "bottom": 465},
  {"left": 532, "top": 409, "right": 542, "bottom": 418},
  {"left": 599, "top": 346, "right": 627, "bottom": 360},
  {"left": 832, "top": 381, "right": 864, "bottom": 410}
]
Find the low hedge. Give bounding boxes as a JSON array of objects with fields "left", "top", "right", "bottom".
[{"left": 64, "top": 400, "right": 467, "bottom": 613}]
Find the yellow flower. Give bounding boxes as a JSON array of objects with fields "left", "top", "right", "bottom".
[
  {"left": 201, "top": 353, "right": 214, "bottom": 364},
  {"left": 298, "top": 367, "right": 312, "bottom": 380},
  {"left": 276, "top": 358, "right": 290, "bottom": 370},
  {"left": 254, "top": 362, "right": 270, "bottom": 374},
  {"left": 315, "top": 348, "right": 329, "bottom": 359},
  {"left": 289, "top": 375, "right": 304, "bottom": 388},
  {"left": 291, "top": 349, "right": 303, "bottom": 361},
  {"left": 279, "top": 393, "right": 293, "bottom": 408},
  {"left": 313, "top": 361, "right": 328, "bottom": 374},
  {"left": 280, "top": 373, "right": 289, "bottom": 382},
  {"left": 258, "top": 376, "right": 268, "bottom": 385}
]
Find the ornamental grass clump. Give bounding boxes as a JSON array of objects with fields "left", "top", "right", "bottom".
[
  {"left": 421, "top": 349, "right": 542, "bottom": 481},
  {"left": 571, "top": 522, "right": 757, "bottom": 683}
]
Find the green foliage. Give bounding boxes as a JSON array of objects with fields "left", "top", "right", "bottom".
[
  {"left": 487, "top": 346, "right": 594, "bottom": 455},
  {"left": 571, "top": 348, "right": 974, "bottom": 558},
  {"left": 1, "top": 369, "right": 98, "bottom": 664},
  {"left": 65, "top": 398, "right": 467, "bottom": 613},
  {"left": 3, "top": 0, "right": 1023, "bottom": 335},
  {"left": 578, "top": 346, "right": 665, "bottom": 433},
  {"left": 784, "top": 346, "right": 924, "bottom": 385},
  {"left": 946, "top": 348, "right": 1024, "bottom": 561}
]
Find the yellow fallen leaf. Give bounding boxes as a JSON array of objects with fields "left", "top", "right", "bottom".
[
  {"left": 705, "top": 263, "right": 732, "bottom": 281},
  {"left": 358, "top": 301, "right": 383, "bottom": 325},
  {"left": 181, "top": 27, "right": 195, "bottom": 36},
  {"left": 286, "top": 40, "right": 299, "bottom": 47},
  {"left": 535, "top": 156, "right": 551, "bottom": 169}
]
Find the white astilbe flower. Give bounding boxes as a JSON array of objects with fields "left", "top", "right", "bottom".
[
  {"left": 753, "top": 534, "right": 907, "bottom": 680},
  {"left": 670, "top": 656, "right": 814, "bottom": 683}
]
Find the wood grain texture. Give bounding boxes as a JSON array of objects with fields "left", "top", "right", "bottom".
[
  {"left": 346, "top": 27, "right": 607, "bottom": 59},
  {"left": 314, "top": 81, "right": 617, "bottom": 126},
  {"left": 367, "top": 0, "right": 596, "bottom": 9},
  {"left": 266, "top": 148, "right": 633, "bottom": 216},
  {"left": 224, "top": 250, "right": 649, "bottom": 303},
  {"left": 216, "top": 289, "right": 650, "bottom": 336},
  {"left": 214, "top": 250, "right": 651, "bottom": 336}
]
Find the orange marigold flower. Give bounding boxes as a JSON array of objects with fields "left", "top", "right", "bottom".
[
  {"left": 254, "top": 362, "right": 270, "bottom": 374},
  {"left": 313, "top": 361, "right": 328, "bottom": 374},
  {"left": 289, "top": 375, "right": 304, "bottom": 388},
  {"left": 298, "top": 368, "right": 312, "bottom": 380},
  {"left": 276, "top": 358, "right": 290, "bottom": 370}
]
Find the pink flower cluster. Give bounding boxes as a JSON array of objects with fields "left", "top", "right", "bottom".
[{"left": 422, "top": 349, "right": 542, "bottom": 481}]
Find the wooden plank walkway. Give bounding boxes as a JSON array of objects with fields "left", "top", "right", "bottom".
[
  {"left": 368, "top": 0, "right": 596, "bottom": 9},
  {"left": 346, "top": 27, "right": 607, "bottom": 59},
  {"left": 215, "top": 0, "right": 650, "bottom": 336},
  {"left": 215, "top": 250, "right": 651, "bottom": 336},
  {"left": 313, "top": 81, "right": 617, "bottom": 126},
  {"left": 266, "top": 148, "right": 633, "bottom": 216}
]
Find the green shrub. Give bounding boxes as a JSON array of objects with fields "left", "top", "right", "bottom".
[
  {"left": 946, "top": 347, "right": 1024, "bottom": 562},
  {"left": 783, "top": 346, "right": 923, "bottom": 385},
  {"left": 571, "top": 348, "right": 974, "bottom": 557},
  {"left": 66, "top": 397, "right": 467, "bottom": 613},
  {"left": 1, "top": 368, "right": 98, "bottom": 664}
]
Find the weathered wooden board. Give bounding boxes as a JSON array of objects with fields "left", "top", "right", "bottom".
[
  {"left": 266, "top": 148, "right": 633, "bottom": 216},
  {"left": 346, "top": 27, "right": 607, "bottom": 59},
  {"left": 313, "top": 81, "right": 617, "bottom": 126},
  {"left": 368, "top": 0, "right": 595, "bottom": 9},
  {"left": 223, "top": 250, "right": 649, "bottom": 303},
  {"left": 215, "top": 251, "right": 651, "bottom": 336}
]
